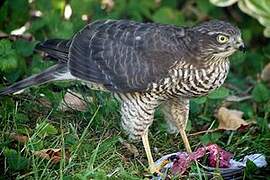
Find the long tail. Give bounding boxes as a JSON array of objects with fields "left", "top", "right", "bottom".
[
  {"left": 0, "top": 39, "right": 74, "bottom": 95},
  {"left": 0, "top": 63, "right": 71, "bottom": 95}
]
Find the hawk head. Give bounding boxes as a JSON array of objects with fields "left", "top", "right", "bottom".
[{"left": 191, "top": 20, "right": 245, "bottom": 58}]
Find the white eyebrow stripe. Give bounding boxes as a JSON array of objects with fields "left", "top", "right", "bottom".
[{"left": 207, "top": 31, "right": 230, "bottom": 36}]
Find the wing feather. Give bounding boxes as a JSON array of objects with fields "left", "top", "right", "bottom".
[{"left": 68, "top": 20, "right": 185, "bottom": 92}]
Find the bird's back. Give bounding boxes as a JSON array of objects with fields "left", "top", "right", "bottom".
[{"left": 67, "top": 19, "right": 188, "bottom": 92}]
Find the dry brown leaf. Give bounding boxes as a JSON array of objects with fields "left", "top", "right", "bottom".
[
  {"left": 190, "top": 107, "right": 251, "bottom": 136},
  {"left": 59, "top": 91, "right": 92, "bottom": 112},
  {"left": 122, "top": 141, "right": 139, "bottom": 157},
  {"left": 119, "top": 138, "right": 139, "bottom": 157},
  {"left": 33, "top": 148, "right": 70, "bottom": 164},
  {"left": 10, "top": 133, "right": 28, "bottom": 143},
  {"left": 217, "top": 107, "right": 249, "bottom": 130},
  {"left": 261, "top": 63, "right": 270, "bottom": 82}
]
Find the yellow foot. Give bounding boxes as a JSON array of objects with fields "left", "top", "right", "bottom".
[{"left": 149, "top": 164, "right": 162, "bottom": 175}]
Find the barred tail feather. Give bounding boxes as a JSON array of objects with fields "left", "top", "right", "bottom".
[{"left": 0, "top": 63, "right": 74, "bottom": 95}]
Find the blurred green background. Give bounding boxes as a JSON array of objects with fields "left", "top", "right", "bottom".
[{"left": 0, "top": 0, "right": 269, "bottom": 179}]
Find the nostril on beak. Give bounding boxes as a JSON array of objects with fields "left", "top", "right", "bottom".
[{"left": 238, "top": 44, "right": 247, "bottom": 52}]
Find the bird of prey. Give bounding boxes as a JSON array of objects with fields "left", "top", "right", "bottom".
[{"left": 0, "top": 19, "right": 245, "bottom": 173}]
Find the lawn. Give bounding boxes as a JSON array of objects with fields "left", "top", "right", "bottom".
[{"left": 0, "top": 0, "right": 270, "bottom": 179}]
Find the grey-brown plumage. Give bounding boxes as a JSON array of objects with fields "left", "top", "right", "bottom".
[
  {"left": 69, "top": 20, "right": 186, "bottom": 92},
  {"left": 0, "top": 19, "right": 245, "bottom": 173}
]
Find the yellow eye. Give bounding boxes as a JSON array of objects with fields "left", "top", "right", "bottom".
[{"left": 217, "top": 34, "right": 229, "bottom": 43}]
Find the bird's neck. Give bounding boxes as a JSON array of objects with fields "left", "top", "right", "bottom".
[{"left": 202, "top": 55, "right": 230, "bottom": 68}]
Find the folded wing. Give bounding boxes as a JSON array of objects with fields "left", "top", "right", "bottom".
[{"left": 68, "top": 20, "right": 185, "bottom": 92}]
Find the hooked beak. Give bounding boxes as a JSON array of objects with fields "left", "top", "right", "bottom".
[
  {"left": 235, "top": 38, "right": 246, "bottom": 52},
  {"left": 238, "top": 43, "right": 246, "bottom": 52}
]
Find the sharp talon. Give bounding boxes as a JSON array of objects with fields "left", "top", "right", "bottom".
[{"left": 149, "top": 165, "right": 162, "bottom": 176}]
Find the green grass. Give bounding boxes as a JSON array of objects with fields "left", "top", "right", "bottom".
[
  {"left": 0, "top": 82, "right": 269, "bottom": 179},
  {"left": 0, "top": 1, "right": 270, "bottom": 179}
]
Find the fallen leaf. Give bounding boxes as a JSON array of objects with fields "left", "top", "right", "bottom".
[
  {"left": 33, "top": 148, "right": 70, "bottom": 164},
  {"left": 10, "top": 133, "right": 28, "bottom": 143},
  {"left": 58, "top": 91, "right": 92, "bottom": 112},
  {"left": 261, "top": 63, "right": 270, "bottom": 82},
  {"left": 217, "top": 107, "right": 249, "bottom": 130},
  {"left": 119, "top": 138, "right": 139, "bottom": 157}
]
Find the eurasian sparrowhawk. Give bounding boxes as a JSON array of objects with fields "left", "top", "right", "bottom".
[{"left": 0, "top": 19, "right": 245, "bottom": 173}]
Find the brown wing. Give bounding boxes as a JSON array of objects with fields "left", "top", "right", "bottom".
[{"left": 68, "top": 20, "right": 186, "bottom": 92}]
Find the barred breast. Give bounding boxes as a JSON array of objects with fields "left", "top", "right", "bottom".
[
  {"left": 152, "top": 58, "right": 230, "bottom": 99},
  {"left": 115, "top": 58, "right": 230, "bottom": 139}
]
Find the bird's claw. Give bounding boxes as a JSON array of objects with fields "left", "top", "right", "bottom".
[{"left": 149, "top": 164, "right": 163, "bottom": 176}]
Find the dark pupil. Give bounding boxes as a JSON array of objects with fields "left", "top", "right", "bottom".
[{"left": 220, "top": 36, "right": 225, "bottom": 41}]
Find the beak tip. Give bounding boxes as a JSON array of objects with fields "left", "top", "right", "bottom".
[{"left": 238, "top": 44, "right": 247, "bottom": 52}]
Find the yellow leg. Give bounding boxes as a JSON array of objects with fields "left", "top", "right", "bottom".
[
  {"left": 141, "top": 129, "right": 160, "bottom": 174},
  {"left": 168, "top": 98, "right": 192, "bottom": 153},
  {"left": 179, "top": 127, "right": 192, "bottom": 153}
]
